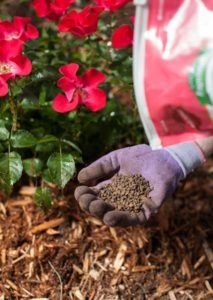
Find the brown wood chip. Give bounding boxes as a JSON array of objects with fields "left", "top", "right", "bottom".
[
  {"left": 132, "top": 265, "right": 157, "bottom": 272},
  {"left": 19, "top": 186, "right": 36, "bottom": 196},
  {"left": 31, "top": 217, "right": 66, "bottom": 234}
]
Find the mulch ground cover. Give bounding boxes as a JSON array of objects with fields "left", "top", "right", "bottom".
[{"left": 0, "top": 160, "right": 212, "bottom": 300}]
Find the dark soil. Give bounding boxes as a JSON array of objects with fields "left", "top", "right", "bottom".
[{"left": 99, "top": 174, "right": 152, "bottom": 214}]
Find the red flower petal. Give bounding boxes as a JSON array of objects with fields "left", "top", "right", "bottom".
[
  {"left": 58, "top": 10, "right": 77, "bottom": 32},
  {"left": 13, "top": 17, "right": 29, "bottom": 33},
  {"left": 59, "top": 63, "right": 79, "bottom": 78},
  {"left": 80, "top": 6, "right": 103, "bottom": 21},
  {"left": 33, "top": 0, "right": 74, "bottom": 21},
  {"left": 0, "top": 77, "right": 8, "bottom": 97},
  {"left": 59, "top": 6, "right": 103, "bottom": 36},
  {"left": 0, "top": 20, "right": 15, "bottom": 40},
  {"left": 10, "top": 55, "right": 32, "bottom": 76},
  {"left": 52, "top": 93, "right": 79, "bottom": 113},
  {"left": 68, "top": 27, "right": 86, "bottom": 36},
  {"left": 84, "top": 87, "right": 106, "bottom": 112},
  {"left": 0, "top": 17, "right": 39, "bottom": 42},
  {"left": 94, "top": 0, "right": 131, "bottom": 12},
  {"left": 82, "top": 68, "right": 106, "bottom": 88},
  {"left": 57, "top": 77, "right": 76, "bottom": 100},
  {"left": 54, "top": 0, "right": 74, "bottom": 8},
  {"left": 112, "top": 24, "right": 133, "bottom": 49},
  {"left": 51, "top": 0, "right": 74, "bottom": 14},
  {"left": 0, "top": 40, "right": 23, "bottom": 61},
  {"left": 32, "top": 0, "right": 50, "bottom": 17},
  {"left": 25, "top": 24, "right": 39, "bottom": 40}
]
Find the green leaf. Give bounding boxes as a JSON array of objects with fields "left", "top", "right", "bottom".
[
  {"left": 39, "top": 86, "right": 47, "bottom": 105},
  {"left": 46, "top": 153, "right": 75, "bottom": 188},
  {"left": 0, "top": 120, "right": 9, "bottom": 141},
  {"left": 37, "top": 135, "right": 59, "bottom": 144},
  {"left": 0, "top": 152, "right": 23, "bottom": 192},
  {"left": 11, "top": 130, "right": 37, "bottom": 148},
  {"left": 34, "top": 187, "right": 52, "bottom": 211},
  {"left": 35, "top": 135, "right": 59, "bottom": 153},
  {"left": 35, "top": 142, "right": 56, "bottom": 153},
  {"left": 0, "top": 180, "right": 12, "bottom": 193},
  {"left": 61, "top": 139, "right": 82, "bottom": 153},
  {"left": 23, "top": 158, "right": 43, "bottom": 177},
  {"left": 42, "top": 168, "right": 53, "bottom": 183}
]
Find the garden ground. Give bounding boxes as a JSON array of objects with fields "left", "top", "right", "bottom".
[{"left": 0, "top": 160, "right": 212, "bottom": 300}]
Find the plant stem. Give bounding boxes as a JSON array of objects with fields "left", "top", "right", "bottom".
[{"left": 9, "top": 82, "right": 17, "bottom": 131}]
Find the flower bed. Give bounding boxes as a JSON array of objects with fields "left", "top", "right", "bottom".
[{"left": 0, "top": 0, "right": 142, "bottom": 203}]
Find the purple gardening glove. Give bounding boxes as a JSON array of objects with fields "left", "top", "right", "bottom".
[{"left": 75, "top": 142, "right": 204, "bottom": 227}]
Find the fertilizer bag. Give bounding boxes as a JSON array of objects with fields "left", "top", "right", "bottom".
[{"left": 133, "top": 0, "right": 213, "bottom": 148}]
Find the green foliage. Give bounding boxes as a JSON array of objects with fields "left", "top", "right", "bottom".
[
  {"left": 23, "top": 158, "right": 43, "bottom": 177},
  {"left": 0, "top": 152, "right": 23, "bottom": 193},
  {"left": 0, "top": 121, "right": 9, "bottom": 141},
  {"left": 34, "top": 187, "right": 52, "bottom": 211},
  {"left": 11, "top": 130, "right": 37, "bottom": 148},
  {"left": 45, "top": 153, "right": 76, "bottom": 188}
]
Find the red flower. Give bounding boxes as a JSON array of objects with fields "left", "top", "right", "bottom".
[
  {"left": 59, "top": 6, "right": 103, "bottom": 36},
  {"left": 52, "top": 63, "right": 106, "bottom": 112},
  {"left": 93, "top": 0, "right": 131, "bottom": 12},
  {"left": 112, "top": 24, "right": 133, "bottom": 49},
  {"left": 0, "top": 17, "right": 39, "bottom": 42},
  {"left": 32, "top": 0, "right": 74, "bottom": 21},
  {"left": 0, "top": 40, "right": 32, "bottom": 97},
  {"left": 0, "top": 77, "right": 8, "bottom": 97}
]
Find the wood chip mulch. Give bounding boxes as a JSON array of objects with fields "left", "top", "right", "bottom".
[{"left": 0, "top": 161, "right": 212, "bottom": 300}]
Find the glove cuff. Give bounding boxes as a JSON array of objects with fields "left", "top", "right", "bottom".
[{"left": 165, "top": 142, "right": 206, "bottom": 178}]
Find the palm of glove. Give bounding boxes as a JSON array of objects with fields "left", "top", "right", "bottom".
[{"left": 75, "top": 145, "right": 183, "bottom": 227}]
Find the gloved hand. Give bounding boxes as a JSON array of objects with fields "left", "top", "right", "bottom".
[{"left": 75, "top": 142, "right": 205, "bottom": 227}]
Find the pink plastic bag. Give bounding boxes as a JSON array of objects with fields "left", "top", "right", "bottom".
[{"left": 133, "top": 0, "right": 213, "bottom": 148}]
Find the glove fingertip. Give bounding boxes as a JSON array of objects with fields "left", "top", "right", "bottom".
[
  {"left": 77, "top": 169, "right": 88, "bottom": 183},
  {"left": 103, "top": 212, "right": 117, "bottom": 227},
  {"left": 89, "top": 200, "right": 114, "bottom": 218},
  {"left": 104, "top": 211, "right": 140, "bottom": 227},
  {"left": 74, "top": 185, "right": 97, "bottom": 200},
  {"left": 78, "top": 194, "right": 96, "bottom": 212}
]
